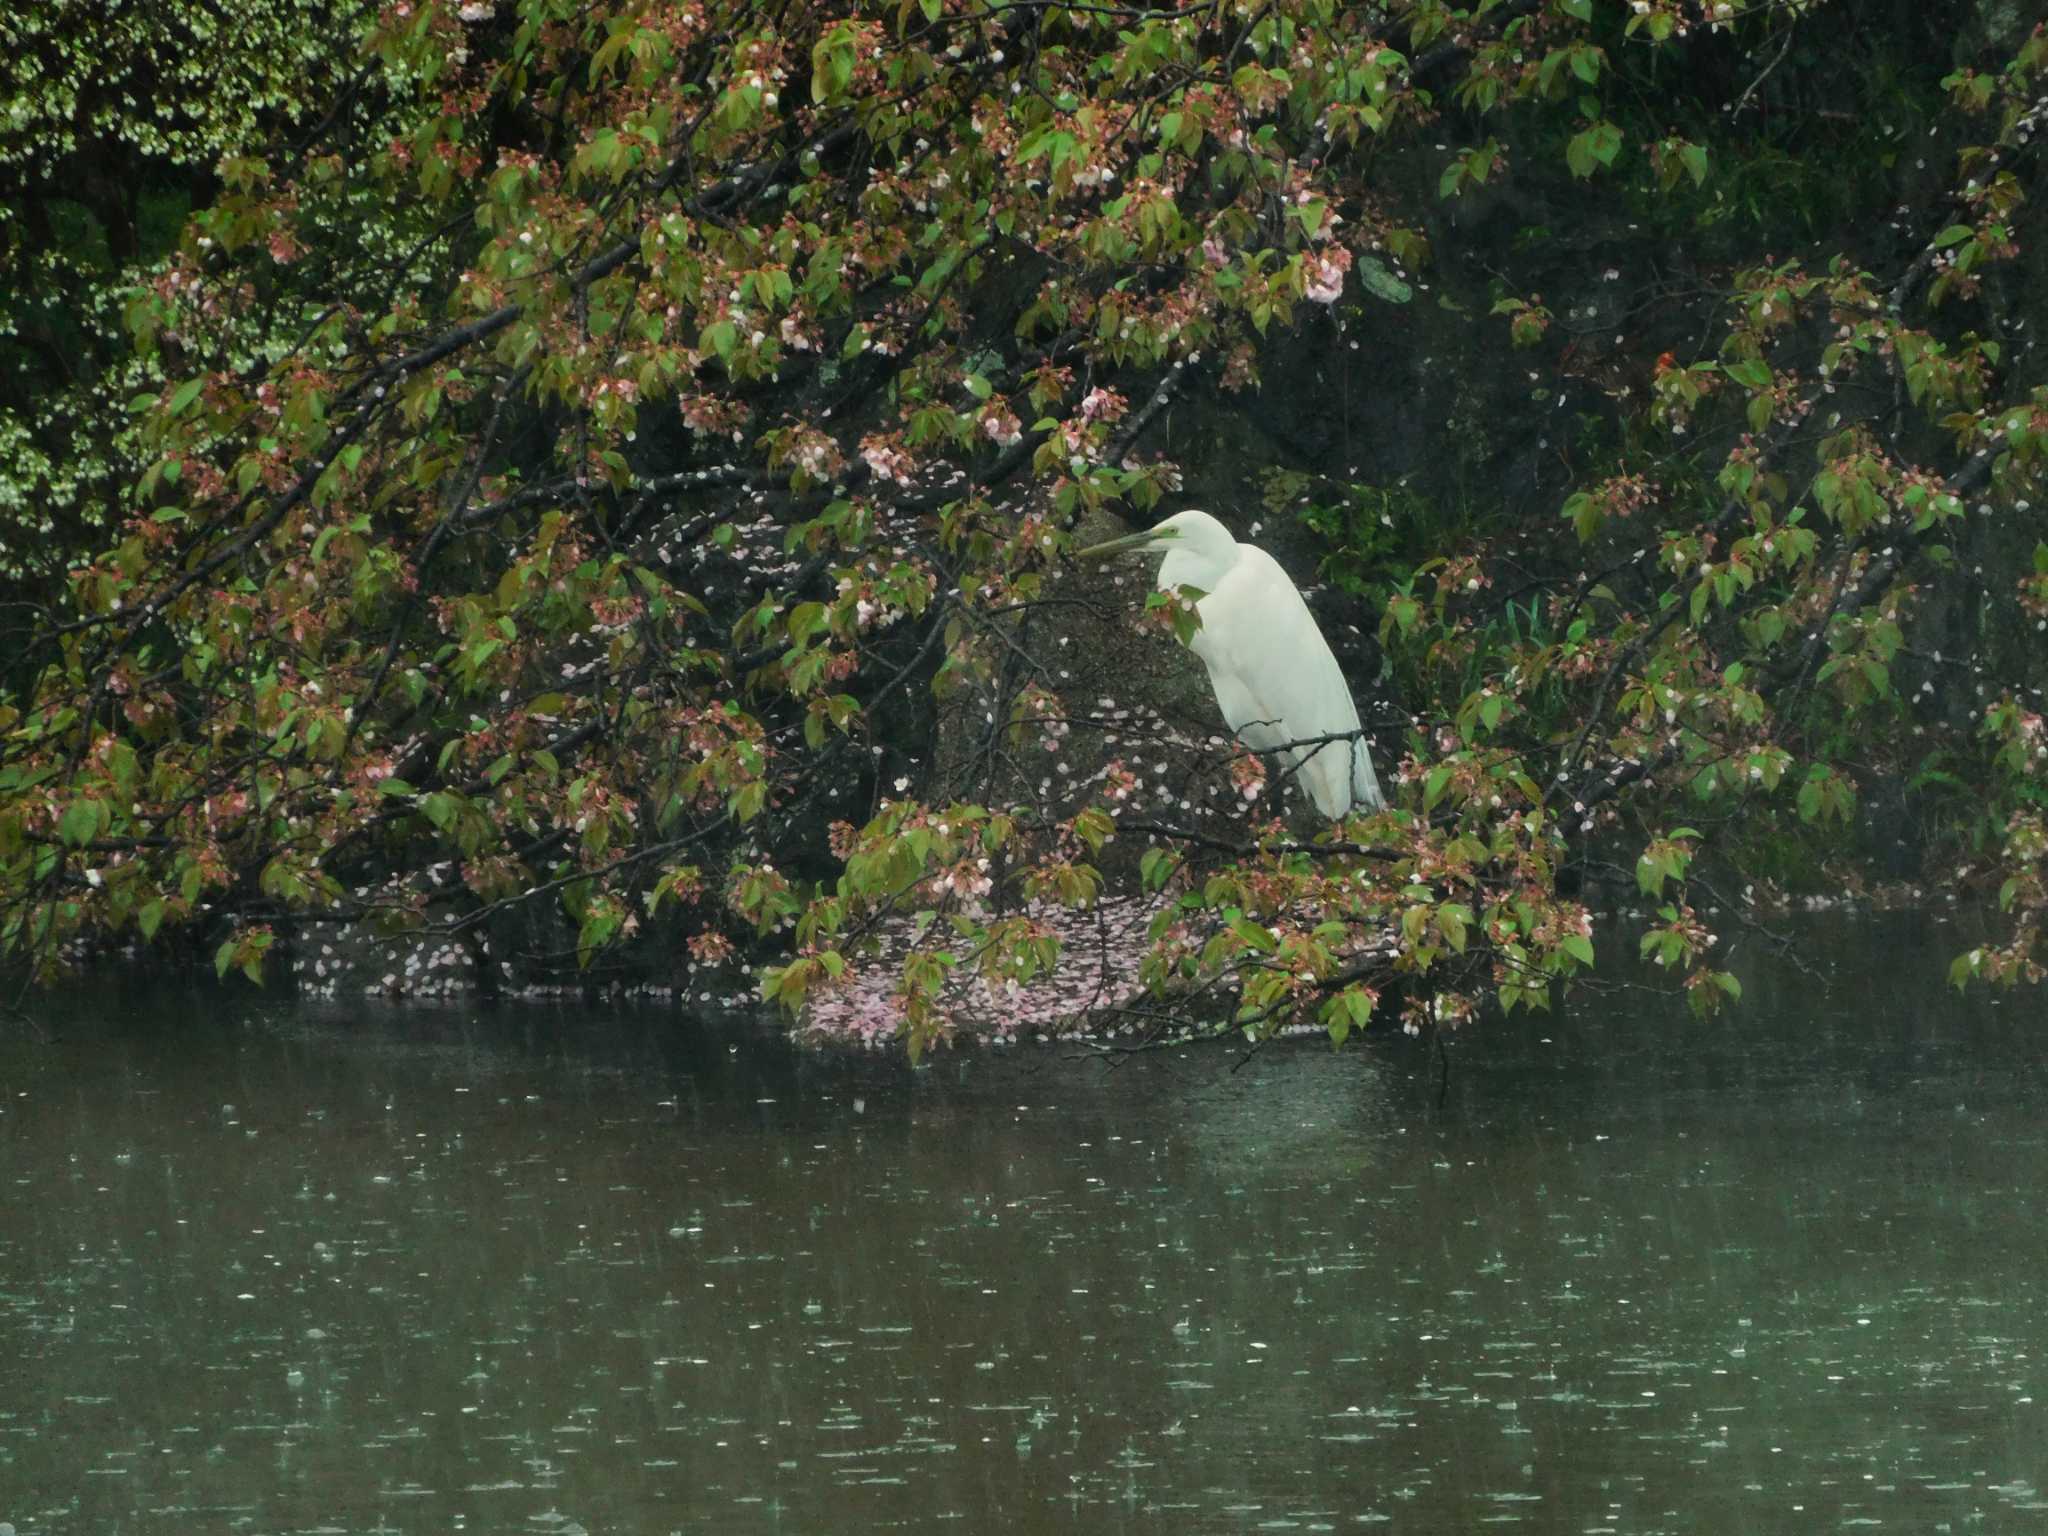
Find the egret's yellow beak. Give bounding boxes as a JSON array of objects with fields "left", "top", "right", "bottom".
[{"left": 1076, "top": 527, "right": 1172, "bottom": 559}]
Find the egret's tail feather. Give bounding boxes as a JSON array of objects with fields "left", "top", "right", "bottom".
[{"left": 1350, "top": 740, "right": 1384, "bottom": 813}]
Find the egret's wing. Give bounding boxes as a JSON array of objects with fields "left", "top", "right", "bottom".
[
  {"left": 1191, "top": 546, "right": 1380, "bottom": 817},
  {"left": 1204, "top": 667, "right": 1284, "bottom": 752}
]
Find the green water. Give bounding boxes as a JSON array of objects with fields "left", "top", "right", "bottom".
[{"left": 2, "top": 911, "right": 2044, "bottom": 1533}]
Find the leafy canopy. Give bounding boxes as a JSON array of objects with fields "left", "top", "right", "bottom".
[{"left": 2, "top": 0, "right": 2045, "bottom": 1050}]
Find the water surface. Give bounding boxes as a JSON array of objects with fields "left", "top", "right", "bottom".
[{"left": 3, "top": 911, "right": 2044, "bottom": 1532}]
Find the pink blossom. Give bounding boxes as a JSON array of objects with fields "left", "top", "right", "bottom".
[
  {"left": 1304, "top": 247, "right": 1352, "bottom": 304},
  {"left": 980, "top": 404, "right": 1023, "bottom": 447},
  {"left": 861, "top": 438, "right": 914, "bottom": 484},
  {"left": 1079, "top": 388, "right": 1126, "bottom": 424}
]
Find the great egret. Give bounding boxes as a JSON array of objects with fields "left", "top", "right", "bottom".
[{"left": 1079, "top": 509, "right": 1384, "bottom": 819}]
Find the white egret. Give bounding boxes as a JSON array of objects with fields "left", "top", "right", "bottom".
[{"left": 1079, "top": 509, "right": 1384, "bottom": 819}]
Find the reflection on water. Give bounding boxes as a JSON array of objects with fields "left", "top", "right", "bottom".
[{"left": 3, "top": 911, "right": 2046, "bottom": 1533}]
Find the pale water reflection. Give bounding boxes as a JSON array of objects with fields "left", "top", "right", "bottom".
[{"left": 2, "top": 911, "right": 2045, "bottom": 1532}]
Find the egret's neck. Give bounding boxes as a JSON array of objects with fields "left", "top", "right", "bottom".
[{"left": 1157, "top": 544, "right": 1222, "bottom": 594}]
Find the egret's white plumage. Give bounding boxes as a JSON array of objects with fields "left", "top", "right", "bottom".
[{"left": 1080, "top": 509, "right": 1384, "bottom": 819}]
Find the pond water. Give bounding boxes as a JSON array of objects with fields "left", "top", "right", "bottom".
[{"left": 2, "top": 911, "right": 2045, "bottom": 1533}]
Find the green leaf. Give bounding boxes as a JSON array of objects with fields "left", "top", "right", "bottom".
[
  {"left": 1230, "top": 916, "right": 1277, "bottom": 953},
  {"left": 59, "top": 799, "right": 103, "bottom": 848},
  {"left": 1564, "top": 491, "right": 1602, "bottom": 543},
  {"left": 1796, "top": 775, "right": 1821, "bottom": 822},
  {"left": 1140, "top": 846, "right": 1179, "bottom": 892},
  {"left": 788, "top": 601, "right": 828, "bottom": 641},
  {"left": 1565, "top": 130, "right": 1598, "bottom": 179},
  {"left": 167, "top": 377, "right": 206, "bottom": 415},
  {"left": 1356, "top": 256, "right": 1411, "bottom": 304},
  {"left": 1328, "top": 985, "right": 1376, "bottom": 1045},
  {"left": 1566, "top": 120, "right": 1621, "bottom": 178},
  {"left": 1438, "top": 903, "right": 1470, "bottom": 953},
  {"left": 809, "top": 40, "right": 840, "bottom": 103}
]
